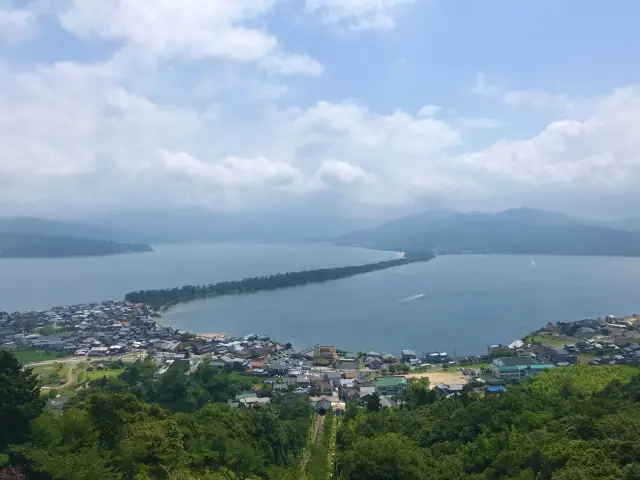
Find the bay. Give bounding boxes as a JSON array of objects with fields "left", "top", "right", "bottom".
[
  {"left": 1, "top": 242, "right": 640, "bottom": 355},
  {"left": 0, "top": 243, "right": 394, "bottom": 312},
  {"left": 163, "top": 253, "right": 640, "bottom": 355}
]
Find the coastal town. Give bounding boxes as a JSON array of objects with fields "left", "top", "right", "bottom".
[{"left": 1, "top": 301, "right": 640, "bottom": 411}]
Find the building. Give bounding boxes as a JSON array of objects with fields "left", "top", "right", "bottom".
[
  {"left": 88, "top": 346, "right": 109, "bottom": 357},
  {"left": 374, "top": 376, "right": 408, "bottom": 397},
  {"left": 434, "top": 383, "right": 465, "bottom": 396},
  {"left": 314, "top": 345, "right": 337, "bottom": 366},
  {"left": 489, "top": 357, "right": 554, "bottom": 380},
  {"left": 401, "top": 350, "right": 417, "bottom": 362}
]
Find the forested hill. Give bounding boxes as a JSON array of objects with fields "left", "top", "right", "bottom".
[
  {"left": 337, "top": 207, "right": 640, "bottom": 256},
  {"left": 125, "top": 252, "right": 433, "bottom": 310},
  {"left": 2, "top": 352, "right": 640, "bottom": 479},
  {"left": 0, "top": 232, "right": 153, "bottom": 258},
  {"left": 335, "top": 365, "right": 640, "bottom": 479}
]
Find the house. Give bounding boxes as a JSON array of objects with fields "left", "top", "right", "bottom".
[
  {"left": 338, "top": 379, "right": 356, "bottom": 400},
  {"left": 314, "top": 345, "right": 337, "bottom": 366},
  {"left": 374, "top": 376, "right": 408, "bottom": 397},
  {"left": 313, "top": 397, "right": 332, "bottom": 414},
  {"left": 381, "top": 354, "right": 397, "bottom": 363},
  {"left": 88, "top": 346, "right": 109, "bottom": 357},
  {"left": 46, "top": 396, "right": 71, "bottom": 414},
  {"left": 358, "top": 385, "right": 376, "bottom": 395},
  {"left": 486, "top": 386, "right": 505, "bottom": 394},
  {"left": 367, "top": 358, "right": 383, "bottom": 370},
  {"left": 267, "top": 362, "right": 290, "bottom": 376},
  {"left": 314, "top": 380, "right": 333, "bottom": 395},
  {"left": 296, "top": 375, "right": 311, "bottom": 388},
  {"left": 435, "top": 383, "right": 465, "bottom": 396},
  {"left": 401, "top": 350, "right": 417, "bottom": 362},
  {"left": 236, "top": 392, "right": 258, "bottom": 404},
  {"left": 156, "top": 340, "right": 180, "bottom": 353},
  {"left": 324, "top": 371, "right": 342, "bottom": 385}
]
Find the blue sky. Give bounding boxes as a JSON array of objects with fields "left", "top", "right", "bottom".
[{"left": 1, "top": 0, "right": 640, "bottom": 219}]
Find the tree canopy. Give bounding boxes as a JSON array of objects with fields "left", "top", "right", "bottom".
[
  {"left": 125, "top": 253, "right": 433, "bottom": 310},
  {"left": 334, "top": 367, "right": 640, "bottom": 480}
]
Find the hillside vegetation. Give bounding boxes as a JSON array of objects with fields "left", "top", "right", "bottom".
[
  {"left": 2, "top": 350, "right": 640, "bottom": 479},
  {"left": 335, "top": 366, "right": 640, "bottom": 480}
]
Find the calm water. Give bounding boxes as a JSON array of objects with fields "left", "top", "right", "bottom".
[
  {"left": 0, "top": 243, "right": 394, "bottom": 311},
  {"left": 2, "top": 243, "right": 640, "bottom": 355}
]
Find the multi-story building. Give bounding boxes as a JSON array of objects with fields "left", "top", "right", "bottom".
[
  {"left": 314, "top": 344, "right": 337, "bottom": 366},
  {"left": 374, "top": 376, "right": 408, "bottom": 397},
  {"left": 490, "top": 357, "right": 554, "bottom": 380}
]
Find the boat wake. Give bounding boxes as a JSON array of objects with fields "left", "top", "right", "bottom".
[{"left": 398, "top": 293, "right": 425, "bottom": 302}]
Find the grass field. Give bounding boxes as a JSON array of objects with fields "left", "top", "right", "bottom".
[
  {"left": 524, "top": 332, "right": 573, "bottom": 348},
  {"left": 578, "top": 354, "right": 595, "bottom": 365},
  {"left": 15, "top": 350, "right": 69, "bottom": 364},
  {"left": 77, "top": 367, "right": 125, "bottom": 383},
  {"left": 31, "top": 362, "right": 67, "bottom": 386},
  {"left": 460, "top": 362, "right": 490, "bottom": 370}
]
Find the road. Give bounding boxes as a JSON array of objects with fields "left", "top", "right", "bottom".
[{"left": 25, "top": 351, "right": 146, "bottom": 367}]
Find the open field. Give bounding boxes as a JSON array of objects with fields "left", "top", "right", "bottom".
[
  {"left": 32, "top": 362, "right": 66, "bottom": 386},
  {"left": 77, "top": 366, "right": 125, "bottom": 383},
  {"left": 15, "top": 350, "right": 69, "bottom": 364},
  {"left": 461, "top": 362, "right": 490, "bottom": 370},
  {"left": 524, "top": 332, "right": 574, "bottom": 348},
  {"left": 406, "top": 371, "right": 469, "bottom": 387}
]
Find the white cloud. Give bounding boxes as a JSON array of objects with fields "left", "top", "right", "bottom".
[
  {"left": 471, "top": 72, "right": 498, "bottom": 96},
  {"left": 458, "top": 87, "right": 640, "bottom": 191},
  {"left": 0, "top": 7, "right": 37, "bottom": 43},
  {"left": 317, "top": 159, "right": 373, "bottom": 185},
  {"left": 58, "top": 0, "right": 322, "bottom": 75},
  {"left": 260, "top": 53, "right": 324, "bottom": 77},
  {"left": 504, "top": 90, "right": 572, "bottom": 111},
  {"left": 305, "top": 0, "right": 414, "bottom": 31},
  {"left": 3, "top": 3, "right": 640, "bottom": 219},
  {"left": 458, "top": 117, "right": 505, "bottom": 129}
]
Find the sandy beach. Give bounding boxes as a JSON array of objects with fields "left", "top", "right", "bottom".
[{"left": 405, "top": 371, "right": 469, "bottom": 388}]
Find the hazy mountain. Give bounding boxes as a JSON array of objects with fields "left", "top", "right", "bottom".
[
  {"left": 0, "top": 217, "right": 133, "bottom": 242},
  {"left": 0, "top": 233, "right": 152, "bottom": 258},
  {"left": 337, "top": 207, "right": 640, "bottom": 256},
  {"left": 596, "top": 218, "right": 640, "bottom": 233},
  {"left": 88, "top": 208, "right": 381, "bottom": 244}
]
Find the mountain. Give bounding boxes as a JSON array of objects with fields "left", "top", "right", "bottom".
[
  {"left": 336, "top": 207, "right": 640, "bottom": 256},
  {"left": 0, "top": 217, "right": 134, "bottom": 242},
  {"left": 87, "top": 208, "right": 381, "bottom": 244},
  {"left": 596, "top": 217, "right": 640, "bottom": 233},
  {"left": 0, "top": 233, "right": 152, "bottom": 258}
]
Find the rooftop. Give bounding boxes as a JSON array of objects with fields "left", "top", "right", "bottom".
[{"left": 375, "top": 376, "right": 408, "bottom": 387}]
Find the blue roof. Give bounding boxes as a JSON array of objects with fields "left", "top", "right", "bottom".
[{"left": 487, "top": 386, "right": 505, "bottom": 392}]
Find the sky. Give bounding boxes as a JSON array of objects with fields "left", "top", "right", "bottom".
[{"left": 1, "top": 0, "right": 640, "bottom": 220}]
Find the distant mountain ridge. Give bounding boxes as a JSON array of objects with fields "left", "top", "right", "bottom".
[
  {"left": 0, "top": 218, "right": 152, "bottom": 258},
  {"left": 0, "top": 232, "right": 152, "bottom": 258},
  {"left": 0, "top": 217, "right": 132, "bottom": 242},
  {"left": 336, "top": 207, "right": 640, "bottom": 256}
]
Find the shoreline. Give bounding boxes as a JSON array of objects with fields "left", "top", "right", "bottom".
[{"left": 128, "top": 252, "right": 433, "bottom": 313}]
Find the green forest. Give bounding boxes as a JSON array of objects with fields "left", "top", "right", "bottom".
[
  {"left": 0, "top": 351, "right": 310, "bottom": 479},
  {"left": 124, "top": 253, "right": 433, "bottom": 310},
  {"left": 335, "top": 366, "right": 640, "bottom": 479},
  {"left": 2, "top": 349, "right": 640, "bottom": 479}
]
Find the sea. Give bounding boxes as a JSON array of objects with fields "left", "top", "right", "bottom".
[{"left": 2, "top": 243, "right": 640, "bottom": 355}]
